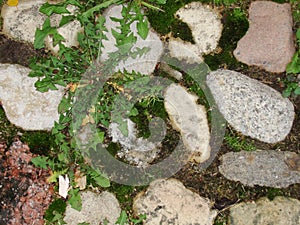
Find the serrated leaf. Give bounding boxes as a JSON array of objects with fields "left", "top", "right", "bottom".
[
  {"left": 116, "top": 210, "right": 128, "bottom": 225},
  {"left": 58, "top": 97, "right": 72, "bottom": 114},
  {"left": 137, "top": 19, "right": 149, "bottom": 40},
  {"left": 294, "top": 86, "right": 300, "bottom": 95},
  {"left": 40, "top": 2, "right": 70, "bottom": 16},
  {"left": 68, "top": 188, "right": 82, "bottom": 211},
  {"left": 59, "top": 15, "right": 75, "bottom": 27},
  {"left": 31, "top": 156, "right": 49, "bottom": 169},
  {"left": 296, "top": 28, "right": 300, "bottom": 41}
]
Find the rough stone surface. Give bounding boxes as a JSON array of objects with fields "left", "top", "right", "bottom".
[
  {"left": 168, "top": 2, "right": 222, "bottom": 63},
  {"left": 109, "top": 118, "right": 164, "bottom": 167},
  {"left": 64, "top": 191, "right": 121, "bottom": 225},
  {"left": 100, "top": 4, "right": 163, "bottom": 75},
  {"left": 229, "top": 196, "right": 300, "bottom": 225},
  {"left": 0, "top": 64, "right": 63, "bottom": 130},
  {"left": 207, "top": 69, "right": 294, "bottom": 143},
  {"left": 219, "top": 150, "right": 300, "bottom": 188},
  {"left": 1, "top": 0, "right": 82, "bottom": 53},
  {"left": 133, "top": 179, "right": 217, "bottom": 225},
  {"left": 164, "top": 83, "right": 210, "bottom": 163},
  {"left": 233, "top": 1, "right": 295, "bottom": 73}
]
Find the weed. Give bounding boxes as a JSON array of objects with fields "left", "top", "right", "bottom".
[
  {"left": 27, "top": 0, "right": 167, "bottom": 223},
  {"left": 224, "top": 129, "right": 256, "bottom": 152}
]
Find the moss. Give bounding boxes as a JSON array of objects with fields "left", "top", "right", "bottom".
[
  {"left": 0, "top": 106, "right": 19, "bottom": 145},
  {"left": 108, "top": 183, "right": 146, "bottom": 211},
  {"left": 20, "top": 131, "right": 55, "bottom": 155},
  {"left": 146, "top": 0, "right": 195, "bottom": 42},
  {"left": 203, "top": 7, "right": 249, "bottom": 70}
]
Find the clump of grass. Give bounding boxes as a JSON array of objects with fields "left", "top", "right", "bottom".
[{"left": 224, "top": 129, "right": 256, "bottom": 152}]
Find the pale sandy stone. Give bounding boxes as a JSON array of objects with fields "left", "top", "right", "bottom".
[
  {"left": 0, "top": 64, "right": 63, "bottom": 130},
  {"left": 64, "top": 191, "right": 121, "bottom": 225},
  {"left": 164, "top": 83, "right": 210, "bottom": 163},
  {"left": 133, "top": 179, "right": 217, "bottom": 225}
]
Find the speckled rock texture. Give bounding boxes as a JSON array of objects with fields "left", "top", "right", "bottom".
[
  {"left": 233, "top": 1, "right": 295, "bottom": 73},
  {"left": 229, "top": 196, "right": 300, "bottom": 225},
  {"left": 219, "top": 150, "right": 300, "bottom": 188},
  {"left": 1, "top": 0, "right": 82, "bottom": 53},
  {"left": 133, "top": 179, "right": 217, "bottom": 225},
  {"left": 100, "top": 4, "right": 163, "bottom": 75},
  {"left": 164, "top": 83, "right": 211, "bottom": 163},
  {"left": 109, "top": 118, "right": 164, "bottom": 167},
  {"left": 0, "top": 64, "right": 64, "bottom": 130},
  {"left": 206, "top": 69, "right": 294, "bottom": 143},
  {"left": 168, "top": 2, "right": 223, "bottom": 63},
  {"left": 64, "top": 191, "right": 121, "bottom": 225}
]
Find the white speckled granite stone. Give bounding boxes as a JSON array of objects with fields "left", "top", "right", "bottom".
[{"left": 206, "top": 69, "right": 294, "bottom": 143}]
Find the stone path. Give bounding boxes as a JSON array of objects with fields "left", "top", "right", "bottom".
[{"left": 0, "top": 1, "right": 299, "bottom": 225}]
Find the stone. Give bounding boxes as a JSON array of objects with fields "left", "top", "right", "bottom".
[
  {"left": 229, "top": 196, "right": 300, "bottom": 225},
  {"left": 100, "top": 4, "right": 163, "bottom": 75},
  {"left": 168, "top": 2, "right": 222, "bottom": 63},
  {"left": 64, "top": 191, "right": 121, "bottom": 225},
  {"left": 109, "top": 118, "right": 164, "bottom": 167},
  {"left": 233, "top": 1, "right": 295, "bottom": 73},
  {"left": 164, "top": 83, "right": 211, "bottom": 163},
  {"left": 133, "top": 179, "right": 217, "bottom": 225},
  {"left": 1, "top": 0, "right": 82, "bottom": 53},
  {"left": 0, "top": 64, "right": 64, "bottom": 130},
  {"left": 219, "top": 150, "right": 300, "bottom": 188},
  {"left": 206, "top": 69, "right": 294, "bottom": 143}
]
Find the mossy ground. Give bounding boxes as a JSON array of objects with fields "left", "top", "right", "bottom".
[{"left": 0, "top": 0, "right": 299, "bottom": 224}]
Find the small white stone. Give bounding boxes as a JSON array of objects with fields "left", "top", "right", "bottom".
[{"left": 164, "top": 83, "right": 211, "bottom": 163}]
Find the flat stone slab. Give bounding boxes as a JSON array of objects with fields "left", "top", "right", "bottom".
[
  {"left": 100, "top": 4, "right": 163, "bottom": 75},
  {"left": 168, "top": 2, "right": 222, "bottom": 63},
  {"left": 233, "top": 1, "right": 295, "bottom": 73},
  {"left": 64, "top": 191, "right": 121, "bottom": 225},
  {"left": 164, "top": 83, "right": 211, "bottom": 163},
  {"left": 133, "top": 179, "right": 217, "bottom": 225},
  {"left": 1, "top": 0, "right": 82, "bottom": 53},
  {"left": 229, "top": 196, "right": 300, "bottom": 225},
  {"left": 0, "top": 64, "right": 63, "bottom": 130},
  {"left": 219, "top": 150, "right": 300, "bottom": 188},
  {"left": 207, "top": 69, "right": 294, "bottom": 143}
]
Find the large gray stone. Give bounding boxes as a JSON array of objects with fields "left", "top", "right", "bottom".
[
  {"left": 133, "top": 179, "right": 217, "bottom": 225},
  {"left": 233, "top": 1, "right": 295, "bottom": 73},
  {"left": 0, "top": 64, "right": 64, "bottom": 130},
  {"left": 219, "top": 150, "right": 300, "bottom": 188},
  {"left": 1, "top": 0, "right": 82, "bottom": 53},
  {"left": 206, "top": 69, "right": 294, "bottom": 143},
  {"left": 100, "top": 4, "right": 163, "bottom": 75},
  {"left": 229, "top": 196, "right": 300, "bottom": 225},
  {"left": 168, "top": 2, "right": 223, "bottom": 63},
  {"left": 164, "top": 83, "right": 211, "bottom": 163},
  {"left": 64, "top": 191, "right": 121, "bottom": 225}
]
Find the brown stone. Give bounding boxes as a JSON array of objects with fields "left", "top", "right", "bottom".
[{"left": 233, "top": 1, "right": 295, "bottom": 73}]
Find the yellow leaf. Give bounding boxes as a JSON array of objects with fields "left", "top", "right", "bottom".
[
  {"left": 81, "top": 114, "right": 95, "bottom": 126},
  {"left": 7, "top": 0, "right": 18, "bottom": 6}
]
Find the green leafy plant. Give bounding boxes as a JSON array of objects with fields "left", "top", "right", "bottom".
[
  {"left": 28, "top": 0, "right": 166, "bottom": 223},
  {"left": 224, "top": 129, "right": 256, "bottom": 152},
  {"left": 284, "top": 28, "right": 300, "bottom": 97}
]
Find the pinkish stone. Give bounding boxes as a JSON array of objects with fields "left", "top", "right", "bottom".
[{"left": 233, "top": 1, "right": 295, "bottom": 73}]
